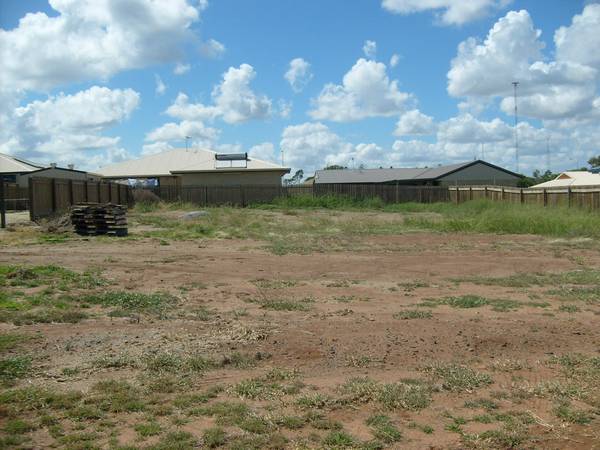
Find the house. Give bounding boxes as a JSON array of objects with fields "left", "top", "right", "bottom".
[
  {"left": 1, "top": 153, "right": 98, "bottom": 187},
  {"left": 314, "top": 160, "right": 521, "bottom": 187},
  {"left": 0, "top": 153, "right": 43, "bottom": 183},
  {"left": 532, "top": 171, "right": 600, "bottom": 188},
  {"left": 97, "top": 148, "right": 290, "bottom": 186}
]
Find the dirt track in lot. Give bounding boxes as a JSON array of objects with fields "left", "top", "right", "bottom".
[{"left": 1, "top": 221, "right": 600, "bottom": 449}]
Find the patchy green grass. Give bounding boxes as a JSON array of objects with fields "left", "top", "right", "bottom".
[
  {"left": 82, "top": 291, "right": 177, "bottom": 314},
  {"left": 336, "top": 377, "right": 432, "bottom": 411},
  {"left": 366, "top": 414, "right": 402, "bottom": 444},
  {"left": 252, "top": 279, "right": 299, "bottom": 289},
  {"left": 400, "top": 199, "right": 600, "bottom": 239},
  {"left": 134, "top": 421, "right": 162, "bottom": 437},
  {"left": 393, "top": 309, "right": 433, "bottom": 320},
  {"left": 0, "top": 264, "right": 106, "bottom": 291},
  {"left": 455, "top": 268, "right": 600, "bottom": 288},
  {"left": 547, "top": 286, "right": 600, "bottom": 304},
  {"left": 419, "top": 295, "right": 522, "bottom": 312},
  {"left": 0, "top": 356, "right": 31, "bottom": 385},
  {"left": 0, "top": 333, "right": 28, "bottom": 352},
  {"left": 202, "top": 426, "right": 227, "bottom": 448},
  {"left": 424, "top": 363, "right": 493, "bottom": 392}
]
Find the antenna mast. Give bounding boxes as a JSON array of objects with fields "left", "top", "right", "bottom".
[{"left": 512, "top": 81, "right": 519, "bottom": 173}]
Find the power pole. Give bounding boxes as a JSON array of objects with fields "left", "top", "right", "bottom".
[
  {"left": 546, "top": 137, "right": 550, "bottom": 173},
  {"left": 512, "top": 81, "right": 519, "bottom": 173}
]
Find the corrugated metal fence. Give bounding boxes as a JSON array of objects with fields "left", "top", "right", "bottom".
[
  {"left": 149, "top": 184, "right": 450, "bottom": 206},
  {"left": 449, "top": 185, "right": 600, "bottom": 210},
  {"left": 29, "top": 177, "right": 133, "bottom": 220}
]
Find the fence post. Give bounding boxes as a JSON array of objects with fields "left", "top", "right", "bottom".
[
  {"left": 469, "top": 186, "right": 473, "bottom": 201},
  {"left": 0, "top": 177, "right": 5, "bottom": 229},
  {"left": 84, "top": 181, "right": 88, "bottom": 202},
  {"left": 568, "top": 187, "right": 572, "bottom": 208},
  {"left": 484, "top": 186, "right": 488, "bottom": 199},
  {"left": 51, "top": 178, "right": 57, "bottom": 213},
  {"left": 520, "top": 188, "right": 524, "bottom": 204},
  {"left": 240, "top": 185, "right": 246, "bottom": 207},
  {"left": 97, "top": 182, "right": 101, "bottom": 203},
  {"left": 501, "top": 187, "right": 505, "bottom": 202},
  {"left": 455, "top": 187, "right": 460, "bottom": 205},
  {"left": 28, "top": 178, "right": 34, "bottom": 221},
  {"left": 543, "top": 188, "right": 547, "bottom": 207},
  {"left": 68, "top": 180, "right": 74, "bottom": 206}
]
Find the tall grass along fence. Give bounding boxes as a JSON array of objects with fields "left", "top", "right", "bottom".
[
  {"left": 450, "top": 185, "right": 600, "bottom": 210},
  {"left": 29, "top": 177, "right": 133, "bottom": 220},
  {"left": 147, "top": 184, "right": 450, "bottom": 207}
]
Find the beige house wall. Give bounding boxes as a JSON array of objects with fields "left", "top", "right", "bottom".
[{"left": 179, "top": 171, "right": 285, "bottom": 187}]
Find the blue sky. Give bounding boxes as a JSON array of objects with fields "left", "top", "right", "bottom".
[{"left": 1, "top": 0, "right": 598, "bottom": 176}]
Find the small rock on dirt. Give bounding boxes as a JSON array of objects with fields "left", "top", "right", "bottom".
[{"left": 181, "top": 211, "right": 209, "bottom": 220}]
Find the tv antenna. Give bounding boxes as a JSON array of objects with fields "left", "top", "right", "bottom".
[{"left": 512, "top": 81, "right": 519, "bottom": 173}]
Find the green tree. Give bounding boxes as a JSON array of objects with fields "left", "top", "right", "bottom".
[
  {"left": 587, "top": 155, "right": 600, "bottom": 167},
  {"left": 284, "top": 169, "right": 304, "bottom": 185},
  {"left": 323, "top": 164, "right": 346, "bottom": 170}
]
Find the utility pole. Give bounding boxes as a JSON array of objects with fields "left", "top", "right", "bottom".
[
  {"left": 512, "top": 81, "right": 519, "bottom": 173},
  {"left": 546, "top": 137, "right": 550, "bottom": 173}
]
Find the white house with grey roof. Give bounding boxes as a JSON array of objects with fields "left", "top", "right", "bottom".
[
  {"left": 314, "top": 160, "right": 521, "bottom": 187},
  {"left": 97, "top": 148, "right": 290, "bottom": 187}
]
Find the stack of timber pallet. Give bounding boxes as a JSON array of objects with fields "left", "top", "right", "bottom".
[{"left": 71, "top": 203, "right": 128, "bottom": 236}]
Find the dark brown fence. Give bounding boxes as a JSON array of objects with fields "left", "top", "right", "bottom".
[
  {"left": 148, "top": 184, "right": 449, "bottom": 207},
  {"left": 450, "top": 185, "right": 600, "bottom": 210},
  {"left": 29, "top": 177, "right": 133, "bottom": 220},
  {"left": 1, "top": 183, "right": 29, "bottom": 211}
]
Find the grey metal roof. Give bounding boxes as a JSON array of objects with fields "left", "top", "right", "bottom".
[{"left": 314, "top": 161, "right": 476, "bottom": 184}]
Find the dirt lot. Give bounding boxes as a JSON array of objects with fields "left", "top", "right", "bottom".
[{"left": 1, "top": 208, "right": 599, "bottom": 449}]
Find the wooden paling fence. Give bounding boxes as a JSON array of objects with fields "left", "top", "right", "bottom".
[
  {"left": 29, "top": 177, "right": 133, "bottom": 220},
  {"left": 0, "top": 183, "right": 29, "bottom": 211},
  {"left": 149, "top": 183, "right": 450, "bottom": 206},
  {"left": 449, "top": 185, "right": 600, "bottom": 210}
]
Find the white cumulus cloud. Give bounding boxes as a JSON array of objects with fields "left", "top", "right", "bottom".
[
  {"left": 309, "top": 58, "right": 412, "bottom": 122},
  {"left": 1, "top": 86, "right": 139, "bottom": 168},
  {"left": 394, "top": 109, "right": 436, "bottom": 136},
  {"left": 0, "top": 0, "right": 204, "bottom": 92},
  {"left": 381, "top": 0, "right": 512, "bottom": 25},
  {"left": 363, "top": 40, "right": 377, "bottom": 59},
  {"left": 199, "top": 38, "right": 226, "bottom": 59},
  {"left": 284, "top": 58, "right": 313, "bottom": 93},
  {"left": 155, "top": 75, "right": 167, "bottom": 96}
]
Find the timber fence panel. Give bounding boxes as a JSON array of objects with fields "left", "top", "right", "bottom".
[
  {"left": 1, "top": 183, "right": 29, "bottom": 211},
  {"left": 87, "top": 182, "right": 99, "bottom": 203},
  {"left": 449, "top": 185, "right": 600, "bottom": 211},
  {"left": 99, "top": 183, "right": 110, "bottom": 203},
  {"left": 29, "top": 178, "right": 132, "bottom": 220},
  {"left": 72, "top": 181, "right": 87, "bottom": 204}
]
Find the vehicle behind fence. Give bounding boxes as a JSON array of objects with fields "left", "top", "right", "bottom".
[{"left": 147, "top": 184, "right": 450, "bottom": 206}]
